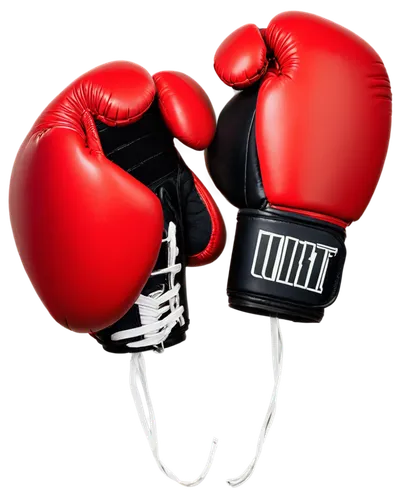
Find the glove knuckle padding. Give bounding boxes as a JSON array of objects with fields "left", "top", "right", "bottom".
[
  {"left": 214, "top": 24, "right": 267, "bottom": 89},
  {"left": 153, "top": 71, "right": 216, "bottom": 150},
  {"left": 211, "top": 12, "right": 392, "bottom": 224},
  {"left": 84, "top": 61, "right": 156, "bottom": 122},
  {"left": 257, "top": 11, "right": 392, "bottom": 223},
  {"left": 9, "top": 61, "right": 164, "bottom": 333}
]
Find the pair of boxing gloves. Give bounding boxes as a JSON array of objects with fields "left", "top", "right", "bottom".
[{"left": 9, "top": 10, "right": 391, "bottom": 483}]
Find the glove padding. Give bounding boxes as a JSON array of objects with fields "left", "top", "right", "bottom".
[
  {"left": 10, "top": 62, "right": 163, "bottom": 333},
  {"left": 10, "top": 62, "right": 225, "bottom": 343}
]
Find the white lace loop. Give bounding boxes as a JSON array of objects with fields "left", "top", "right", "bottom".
[
  {"left": 112, "top": 222, "right": 217, "bottom": 486},
  {"left": 227, "top": 317, "right": 283, "bottom": 487}
]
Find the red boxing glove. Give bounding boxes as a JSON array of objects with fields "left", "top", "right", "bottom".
[
  {"left": 7, "top": 60, "right": 226, "bottom": 333},
  {"left": 207, "top": 12, "right": 392, "bottom": 322},
  {"left": 10, "top": 61, "right": 225, "bottom": 345}
]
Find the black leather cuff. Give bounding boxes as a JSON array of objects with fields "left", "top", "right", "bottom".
[
  {"left": 227, "top": 208, "right": 347, "bottom": 323},
  {"left": 91, "top": 324, "right": 188, "bottom": 354}
]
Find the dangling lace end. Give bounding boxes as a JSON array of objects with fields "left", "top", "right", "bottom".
[
  {"left": 224, "top": 318, "right": 285, "bottom": 488},
  {"left": 124, "top": 222, "right": 217, "bottom": 486},
  {"left": 128, "top": 353, "right": 219, "bottom": 489}
]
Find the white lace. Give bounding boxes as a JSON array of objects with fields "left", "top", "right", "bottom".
[
  {"left": 130, "top": 352, "right": 218, "bottom": 486},
  {"left": 227, "top": 317, "right": 283, "bottom": 487},
  {"left": 111, "top": 222, "right": 217, "bottom": 486},
  {"left": 111, "top": 222, "right": 184, "bottom": 350}
]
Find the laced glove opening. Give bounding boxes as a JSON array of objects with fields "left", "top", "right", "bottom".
[
  {"left": 112, "top": 223, "right": 218, "bottom": 486},
  {"left": 110, "top": 222, "right": 184, "bottom": 350}
]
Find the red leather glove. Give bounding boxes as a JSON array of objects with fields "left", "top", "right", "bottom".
[
  {"left": 10, "top": 62, "right": 226, "bottom": 342},
  {"left": 206, "top": 12, "right": 392, "bottom": 487}
]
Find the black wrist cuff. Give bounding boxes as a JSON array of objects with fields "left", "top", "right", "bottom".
[
  {"left": 91, "top": 325, "right": 188, "bottom": 354},
  {"left": 227, "top": 209, "right": 347, "bottom": 323}
]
